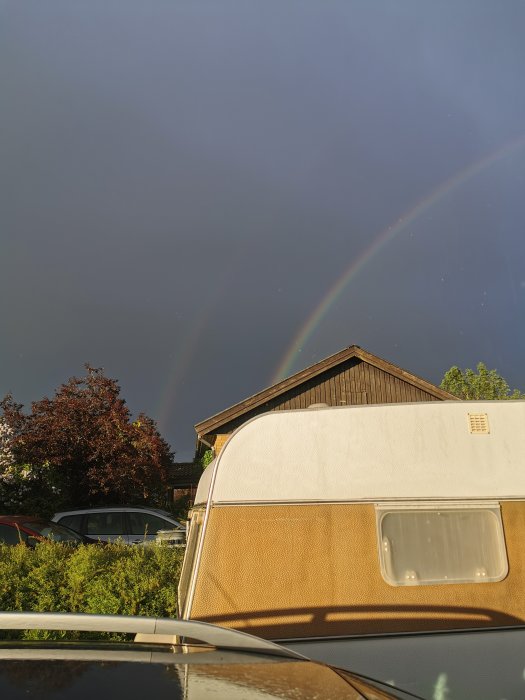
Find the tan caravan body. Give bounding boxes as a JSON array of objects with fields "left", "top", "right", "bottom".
[{"left": 179, "top": 401, "right": 525, "bottom": 642}]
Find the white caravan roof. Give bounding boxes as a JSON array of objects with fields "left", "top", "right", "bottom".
[{"left": 195, "top": 401, "right": 525, "bottom": 505}]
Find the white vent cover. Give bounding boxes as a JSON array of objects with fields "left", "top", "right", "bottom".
[{"left": 468, "top": 413, "right": 490, "bottom": 434}]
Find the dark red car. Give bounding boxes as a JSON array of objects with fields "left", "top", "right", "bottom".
[{"left": 0, "top": 515, "right": 97, "bottom": 546}]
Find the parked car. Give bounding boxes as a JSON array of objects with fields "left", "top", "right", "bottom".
[
  {"left": 52, "top": 505, "right": 186, "bottom": 545},
  {"left": 0, "top": 515, "right": 97, "bottom": 546},
  {"left": 0, "top": 612, "right": 415, "bottom": 699}
]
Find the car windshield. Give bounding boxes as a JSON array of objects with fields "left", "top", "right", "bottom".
[
  {"left": 24, "top": 522, "right": 85, "bottom": 544},
  {"left": 145, "top": 508, "right": 181, "bottom": 524}
]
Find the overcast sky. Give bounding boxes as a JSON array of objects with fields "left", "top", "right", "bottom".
[{"left": 2, "top": 1, "right": 525, "bottom": 461}]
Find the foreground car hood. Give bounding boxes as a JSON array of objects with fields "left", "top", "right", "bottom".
[
  {"left": 0, "top": 614, "right": 414, "bottom": 699},
  {"left": 0, "top": 644, "right": 410, "bottom": 700}
]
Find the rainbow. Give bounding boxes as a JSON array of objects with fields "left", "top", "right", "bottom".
[
  {"left": 155, "top": 308, "right": 213, "bottom": 437},
  {"left": 155, "top": 248, "right": 245, "bottom": 435},
  {"left": 272, "top": 135, "right": 525, "bottom": 383}
]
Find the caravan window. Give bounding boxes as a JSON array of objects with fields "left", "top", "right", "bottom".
[{"left": 376, "top": 504, "right": 508, "bottom": 586}]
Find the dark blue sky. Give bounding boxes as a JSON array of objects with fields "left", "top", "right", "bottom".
[{"left": 2, "top": 1, "right": 525, "bottom": 460}]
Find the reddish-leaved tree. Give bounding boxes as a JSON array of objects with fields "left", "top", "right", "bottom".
[{"left": 1, "top": 366, "right": 173, "bottom": 509}]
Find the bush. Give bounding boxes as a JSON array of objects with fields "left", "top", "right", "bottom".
[{"left": 0, "top": 541, "right": 184, "bottom": 640}]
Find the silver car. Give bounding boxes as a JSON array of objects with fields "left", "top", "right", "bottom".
[{"left": 52, "top": 506, "right": 186, "bottom": 545}]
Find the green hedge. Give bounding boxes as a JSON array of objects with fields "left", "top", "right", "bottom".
[{"left": 0, "top": 541, "right": 184, "bottom": 640}]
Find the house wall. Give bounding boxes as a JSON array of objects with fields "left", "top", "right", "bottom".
[{"left": 203, "top": 358, "right": 442, "bottom": 454}]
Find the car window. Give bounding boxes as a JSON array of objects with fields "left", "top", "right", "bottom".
[
  {"left": 149, "top": 508, "right": 175, "bottom": 519},
  {"left": 57, "top": 514, "right": 84, "bottom": 532},
  {"left": 128, "top": 512, "right": 174, "bottom": 536},
  {"left": 23, "top": 521, "right": 85, "bottom": 544},
  {"left": 0, "top": 524, "right": 29, "bottom": 545},
  {"left": 86, "top": 512, "right": 125, "bottom": 536}
]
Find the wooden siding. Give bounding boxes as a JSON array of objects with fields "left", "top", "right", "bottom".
[
  {"left": 195, "top": 345, "right": 455, "bottom": 442},
  {"left": 210, "top": 357, "right": 441, "bottom": 437}
]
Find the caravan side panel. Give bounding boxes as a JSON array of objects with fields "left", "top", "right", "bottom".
[{"left": 188, "top": 501, "right": 525, "bottom": 639}]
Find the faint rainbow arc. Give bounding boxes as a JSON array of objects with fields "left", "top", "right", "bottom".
[
  {"left": 155, "top": 309, "right": 212, "bottom": 437},
  {"left": 272, "top": 135, "right": 525, "bottom": 383},
  {"left": 155, "top": 246, "right": 249, "bottom": 436}
]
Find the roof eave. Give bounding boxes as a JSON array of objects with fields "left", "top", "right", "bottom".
[{"left": 195, "top": 345, "right": 457, "bottom": 438}]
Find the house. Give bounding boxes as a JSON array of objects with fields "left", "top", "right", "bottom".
[
  {"left": 194, "top": 344, "right": 456, "bottom": 459},
  {"left": 165, "top": 461, "right": 202, "bottom": 502}
]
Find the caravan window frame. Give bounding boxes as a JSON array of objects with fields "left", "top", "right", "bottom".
[{"left": 376, "top": 502, "right": 508, "bottom": 587}]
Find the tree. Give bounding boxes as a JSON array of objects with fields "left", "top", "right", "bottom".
[
  {"left": 199, "top": 449, "right": 214, "bottom": 470},
  {"left": 0, "top": 366, "right": 174, "bottom": 514},
  {"left": 440, "top": 362, "right": 525, "bottom": 400},
  {"left": 0, "top": 402, "right": 67, "bottom": 515},
  {"left": 0, "top": 417, "right": 14, "bottom": 469}
]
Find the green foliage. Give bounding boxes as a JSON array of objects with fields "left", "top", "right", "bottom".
[
  {"left": 0, "top": 543, "right": 33, "bottom": 612},
  {"left": 441, "top": 362, "right": 525, "bottom": 400},
  {"left": 0, "top": 417, "right": 14, "bottom": 468},
  {"left": 200, "top": 449, "right": 214, "bottom": 469},
  {"left": 0, "top": 541, "right": 184, "bottom": 641},
  {"left": 0, "top": 463, "right": 65, "bottom": 518},
  {"left": 24, "top": 541, "right": 71, "bottom": 615},
  {"left": 68, "top": 542, "right": 182, "bottom": 618}
]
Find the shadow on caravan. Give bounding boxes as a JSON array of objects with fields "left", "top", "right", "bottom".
[{"left": 178, "top": 401, "right": 525, "bottom": 697}]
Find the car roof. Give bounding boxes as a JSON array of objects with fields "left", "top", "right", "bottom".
[
  {"left": 55, "top": 505, "right": 173, "bottom": 514},
  {"left": 53, "top": 506, "right": 180, "bottom": 521},
  {"left": 0, "top": 515, "right": 49, "bottom": 524}
]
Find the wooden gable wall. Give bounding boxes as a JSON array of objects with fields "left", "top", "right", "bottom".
[{"left": 206, "top": 356, "right": 442, "bottom": 442}]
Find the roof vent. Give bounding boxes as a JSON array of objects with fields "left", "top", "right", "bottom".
[
  {"left": 308, "top": 403, "right": 329, "bottom": 409},
  {"left": 468, "top": 413, "right": 490, "bottom": 435}
]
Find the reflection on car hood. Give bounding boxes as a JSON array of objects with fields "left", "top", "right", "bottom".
[
  {"left": 0, "top": 644, "right": 410, "bottom": 700},
  {"left": 0, "top": 613, "right": 415, "bottom": 699}
]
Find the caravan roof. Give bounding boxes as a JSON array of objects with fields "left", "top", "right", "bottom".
[{"left": 195, "top": 401, "right": 525, "bottom": 505}]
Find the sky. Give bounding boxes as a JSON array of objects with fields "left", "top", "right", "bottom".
[{"left": 2, "top": 1, "right": 525, "bottom": 461}]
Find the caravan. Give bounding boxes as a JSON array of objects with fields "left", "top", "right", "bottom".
[{"left": 179, "top": 401, "right": 525, "bottom": 697}]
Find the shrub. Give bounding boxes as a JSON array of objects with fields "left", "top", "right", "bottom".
[{"left": 0, "top": 541, "right": 184, "bottom": 640}]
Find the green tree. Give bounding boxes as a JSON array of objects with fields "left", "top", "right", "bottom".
[
  {"left": 199, "top": 449, "right": 214, "bottom": 470},
  {"left": 440, "top": 362, "right": 525, "bottom": 400},
  {"left": 0, "top": 366, "right": 174, "bottom": 514}
]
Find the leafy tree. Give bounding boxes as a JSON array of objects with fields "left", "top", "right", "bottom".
[
  {"left": 0, "top": 366, "right": 173, "bottom": 514},
  {"left": 199, "top": 448, "right": 214, "bottom": 470},
  {"left": 0, "top": 407, "right": 57, "bottom": 514},
  {"left": 440, "top": 362, "right": 525, "bottom": 400},
  {"left": 0, "top": 417, "right": 14, "bottom": 469}
]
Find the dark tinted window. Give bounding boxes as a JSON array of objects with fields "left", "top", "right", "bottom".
[
  {"left": 23, "top": 521, "right": 85, "bottom": 544},
  {"left": 57, "top": 514, "right": 84, "bottom": 532},
  {"left": 0, "top": 523, "right": 29, "bottom": 545},
  {"left": 86, "top": 512, "right": 125, "bottom": 536},
  {"left": 128, "top": 512, "right": 174, "bottom": 536}
]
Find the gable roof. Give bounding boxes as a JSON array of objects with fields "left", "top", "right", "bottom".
[
  {"left": 166, "top": 462, "right": 203, "bottom": 487},
  {"left": 195, "top": 344, "right": 457, "bottom": 439}
]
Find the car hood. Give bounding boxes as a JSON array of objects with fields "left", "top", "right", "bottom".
[{"left": 0, "top": 614, "right": 415, "bottom": 700}]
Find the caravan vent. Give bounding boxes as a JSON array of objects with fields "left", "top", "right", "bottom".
[{"left": 468, "top": 413, "right": 490, "bottom": 435}]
